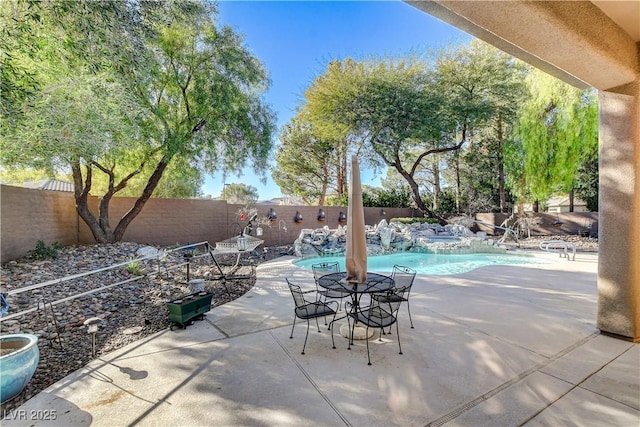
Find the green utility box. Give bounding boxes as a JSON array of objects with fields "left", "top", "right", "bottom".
[{"left": 167, "top": 291, "right": 214, "bottom": 329}]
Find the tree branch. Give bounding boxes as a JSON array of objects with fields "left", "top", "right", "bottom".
[{"left": 409, "top": 122, "right": 467, "bottom": 177}]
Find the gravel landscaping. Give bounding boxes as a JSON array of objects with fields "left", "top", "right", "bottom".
[{"left": 0, "top": 242, "right": 288, "bottom": 416}]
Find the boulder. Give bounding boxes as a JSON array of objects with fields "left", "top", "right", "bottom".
[{"left": 289, "top": 220, "right": 505, "bottom": 257}]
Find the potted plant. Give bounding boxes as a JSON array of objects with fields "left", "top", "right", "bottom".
[{"left": 0, "top": 334, "right": 39, "bottom": 403}]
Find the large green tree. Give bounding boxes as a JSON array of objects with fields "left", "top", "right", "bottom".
[
  {"left": 1, "top": 1, "right": 276, "bottom": 242},
  {"left": 272, "top": 115, "right": 345, "bottom": 205},
  {"left": 294, "top": 44, "right": 523, "bottom": 220},
  {"left": 508, "top": 68, "right": 598, "bottom": 210},
  {"left": 222, "top": 183, "right": 259, "bottom": 205},
  {"left": 301, "top": 57, "right": 449, "bottom": 219},
  {"left": 435, "top": 42, "right": 526, "bottom": 214}
]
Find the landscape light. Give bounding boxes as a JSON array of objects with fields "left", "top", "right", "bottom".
[{"left": 84, "top": 317, "right": 101, "bottom": 357}]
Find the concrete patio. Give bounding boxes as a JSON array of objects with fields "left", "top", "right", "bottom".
[{"left": 4, "top": 251, "right": 639, "bottom": 426}]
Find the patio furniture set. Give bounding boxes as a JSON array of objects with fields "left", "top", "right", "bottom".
[{"left": 286, "top": 262, "right": 417, "bottom": 365}]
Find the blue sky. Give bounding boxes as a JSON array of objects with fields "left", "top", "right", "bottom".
[{"left": 203, "top": 0, "right": 471, "bottom": 200}]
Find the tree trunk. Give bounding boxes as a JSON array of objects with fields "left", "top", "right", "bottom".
[
  {"left": 72, "top": 162, "right": 109, "bottom": 243},
  {"left": 341, "top": 153, "right": 347, "bottom": 197},
  {"left": 318, "top": 187, "right": 327, "bottom": 206},
  {"left": 433, "top": 160, "right": 440, "bottom": 212},
  {"left": 569, "top": 188, "right": 575, "bottom": 212},
  {"left": 319, "top": 164, "right": 328, "bottom": 205},
  {"left": 72, "top": 154, "right": 171, "bottom": 243},
  {"left": 336, "top": 146, "right": 347, "bottom": 198},
  {"left": 394, "top": 165, "right": 445, "bottom": 223},
  {"left": 496, "top": 110, "right": 506, "bottom": 213},
  {"left": 455, "top": 151, "right": 461, "bottom": 213},
  {"left": 113, "top": 156, "right": 170, "bottom": 241}
]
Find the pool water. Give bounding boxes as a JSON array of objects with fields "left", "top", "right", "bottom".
[{"left": 295, "top": 252, "right": 542, "bottom": 276}]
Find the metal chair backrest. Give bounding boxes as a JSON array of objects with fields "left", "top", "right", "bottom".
[
  {"left": 286, "top": 279, "right": 308, "bottom": 310},
  {"left": 360, "top": 286, "right": 406, "bottom": 334},
  {"left": 377, "top": 285, "right": 408, "bottom": 315},
  {"left": 391, "top": 265, "right": 416, "bottom": 291},
  {"left": 312, "top": 261, "right": 340, "bottom": 281}
]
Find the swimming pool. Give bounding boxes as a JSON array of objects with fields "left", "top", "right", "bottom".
[{"left": 294, "top": 252, "right": 542, "bottom": 276}]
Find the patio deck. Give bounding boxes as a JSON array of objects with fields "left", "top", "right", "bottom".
[{"left": 4, "top": 251, "right": 639, "bottom": 426}]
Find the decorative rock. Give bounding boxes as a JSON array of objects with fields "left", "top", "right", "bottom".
[
  {"left": 136, "top": 246, "right": 162, "bottom": 259},
  {"left": 379, "top": 226, "right": 393, "bottom": 249},
  {"left": 292, "top": 220, "right": 499, "bottom": 256}
]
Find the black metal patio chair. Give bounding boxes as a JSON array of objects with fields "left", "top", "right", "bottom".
[
  {"left": 312, "top": 261, "right": 350, "bottom": 314},
  {"left": 347, "top": 285, "right": 409, "bottom": 365},
  {"left": 286, "top": 279, "right": 338, "bottom": 355},
  {"left": 372, "top": 264, "right": 417, "bottom": 329}
]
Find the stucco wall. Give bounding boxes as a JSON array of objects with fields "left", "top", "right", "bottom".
[{"left": 597, "top": 87, "right": 639, "bottom": 339}]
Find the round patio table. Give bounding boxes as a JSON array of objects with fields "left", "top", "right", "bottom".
[
  {"left": 317, "top": 271, "right": 394, "bottom": 295},
  {"left": 317, "top": 271, "right": 394, "bottom": 341}
]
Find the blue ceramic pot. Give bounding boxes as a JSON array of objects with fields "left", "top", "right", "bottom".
[{"left": 0, "top": 334, "right": 39, "bottom": 403}]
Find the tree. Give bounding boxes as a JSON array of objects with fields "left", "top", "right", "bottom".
[
  {"left": 362, "top": 184, "right": 413, "bottom": 208},
  {"left": 574, "top": 158, "right": 598, "bottom": 211},
  {"left": 1, "top": 1, "right": 276, "bottom": 242},
  {"left": 303, "top": 57, "right": 451, "bottom": 219},
  {"left": 511, "top": 69, "right": 598, "bottom": 206},
  {"left": 435, "top": 41, "right": 526, "bottom": 214},
  {"left": 271, "top": 115, "right": 344, "bottom": 205},
  {"left": 222, "top": 183, "right": 259, "bottom": 205},
  {"left": 299, "top": 44, "right": 524, "bottom": 220},
  {"left": 1, "top": 1, "right": 150, "bottom": 189}
]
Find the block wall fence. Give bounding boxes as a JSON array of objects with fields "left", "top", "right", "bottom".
[{"left": 0, "top": 184, "right": 598, "bottom": 262}]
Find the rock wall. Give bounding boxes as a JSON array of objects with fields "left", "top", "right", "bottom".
[{"left": 293, "top": 220, "right": 509, "bottom": 258}]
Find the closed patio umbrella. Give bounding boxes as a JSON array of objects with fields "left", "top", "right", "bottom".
[{"left": 345, "top": 157, "right": 367, "bottom": 284}]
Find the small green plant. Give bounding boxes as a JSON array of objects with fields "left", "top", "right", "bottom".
[
  {"left": 126, "top": 260, "right": 144, "bottom": 276},
  {"left": 29, "top": 240, "right": 64, "bottom": 260}
]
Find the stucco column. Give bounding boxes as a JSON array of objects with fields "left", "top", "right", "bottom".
[{"left": 597, "top": 80, "right": 640, "bottom": 342}]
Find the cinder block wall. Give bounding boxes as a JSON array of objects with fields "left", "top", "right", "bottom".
[
  {"left": 78, "top": 197, "right": 232, "bottom": 246},
  {"left": 0, "top": 185, "right": 417, "bottom": 261},
  {"left": 474, "top": 212, "right": 599, "bottom": 235},
  {"left": 0, "top": 184, "right": 598, "bottom": 262},
  {"left": 0, "top": 185, "right": 79, "bottom": 261}
]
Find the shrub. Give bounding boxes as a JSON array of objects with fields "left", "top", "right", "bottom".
[
  {"left": 126, "top": 261, "right": 144, "bottom": 276},
  {"left": 28, "top": 240, "right": 64, "bottom": 260}
]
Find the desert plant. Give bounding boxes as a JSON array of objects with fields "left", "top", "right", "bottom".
[
  {"left": 126, "top": 261, "right": 144, "bottom": 276},
  {"left": 28, "top": 240, "right": 63, "bottom": 260}
]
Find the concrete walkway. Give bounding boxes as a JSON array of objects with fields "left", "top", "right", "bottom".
[{"left": 4, "top": 252, "right": 639, "bottom": 426}]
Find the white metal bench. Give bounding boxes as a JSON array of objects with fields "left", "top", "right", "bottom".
[{"left": 539, "top": 240, "right": 576, "bottom": 260}]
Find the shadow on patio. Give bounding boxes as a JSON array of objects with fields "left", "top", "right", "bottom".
[{"left": 5, "top": 252, "right": 638, "bottom": 427}]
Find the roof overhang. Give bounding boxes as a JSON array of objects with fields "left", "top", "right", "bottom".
[{"left": 407, "top": 1, "right": 639, "bottom": 91}]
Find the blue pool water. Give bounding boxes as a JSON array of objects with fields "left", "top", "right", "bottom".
[{"left": 294, "top": 252, "right": 541, "bottom": 276}]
